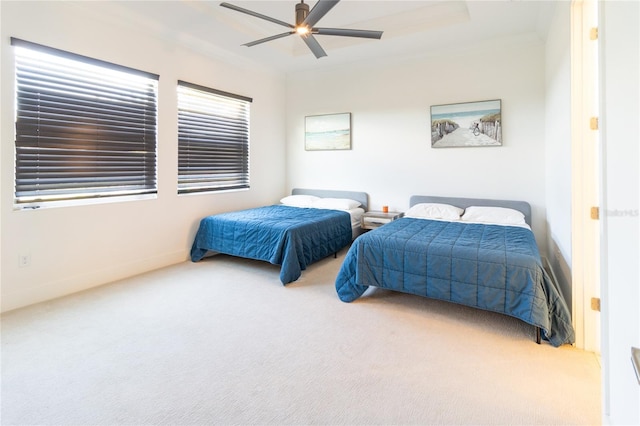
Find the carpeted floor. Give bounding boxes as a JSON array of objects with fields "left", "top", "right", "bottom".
[{"left": 1, "top": 249, "right": 601, "bottom": 425}]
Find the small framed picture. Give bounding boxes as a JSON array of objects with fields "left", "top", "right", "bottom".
[
  {"left": 305, "top": 113, "right": 351, "bottom": 151},
  {"left": 431, "top": 99, "right": 502, "bottom": 148}
]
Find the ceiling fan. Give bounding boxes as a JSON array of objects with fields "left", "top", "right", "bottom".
[{"left": 220, "top": 0, "right": 384, "bottom": 58}]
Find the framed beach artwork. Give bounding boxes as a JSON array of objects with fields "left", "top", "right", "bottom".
[
  {"left": 430, "top": 99, "right": 502, "bottom": 148},
  {"left": 305, "top": 113, "right": 351, "bottom": 151}
]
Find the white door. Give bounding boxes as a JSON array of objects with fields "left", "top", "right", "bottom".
[{"left": 598, "top": 1, "right": 640, "bottom": 423}]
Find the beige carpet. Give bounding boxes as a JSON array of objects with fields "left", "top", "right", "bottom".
[{"left": 1, "top": 249, "right": 601, "bottom": 425}]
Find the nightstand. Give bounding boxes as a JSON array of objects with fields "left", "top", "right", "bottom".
[{"left": 361, "top": 211, "right": 404, "bottom": 230}]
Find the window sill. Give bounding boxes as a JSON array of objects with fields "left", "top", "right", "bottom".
[{"left": 14, "top": 193, "right": 158, "bottom": 211}]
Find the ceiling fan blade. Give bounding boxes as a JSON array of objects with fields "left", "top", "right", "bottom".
[
  {"left": 314, "top": 28, "right": 383, "bottom": 39},
  {"left": 302, "top": 0, "right": 340, "bottom": 28},
  {"left": 301, "top": 34, "right": 327, "bottom": 58},
  {"left": 243, "top": 32, "right": 295, "bottom": 47},
  {"left": 220, "top": 2, "right": 295, "bottom": 29}
]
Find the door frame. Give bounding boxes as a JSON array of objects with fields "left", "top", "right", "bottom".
[{"left": 570, "top": 0, "right": 600, "bottom": 352}]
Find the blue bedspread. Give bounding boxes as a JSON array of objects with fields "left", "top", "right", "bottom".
[
  {"left": 191, "top": 205, "right": 352, "bottom": 284},
  {"left": 335, "top": 218, "right": 575, "bottom": 347}
]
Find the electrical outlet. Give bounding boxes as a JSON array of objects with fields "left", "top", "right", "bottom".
[{"left": 19, "top": 253, "right": 31, "bottom": 268}]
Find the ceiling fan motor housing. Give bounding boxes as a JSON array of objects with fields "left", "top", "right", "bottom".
[{"left": 295, "top": 1, "right": 310, "bottom": 26}]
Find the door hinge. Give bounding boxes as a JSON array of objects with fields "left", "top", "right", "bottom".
[
  {"left": 590, "top": 27, "right": 598, "bottom": 41},
  {"left": 590, "top": 117, "right": 599, "bottom": 130},
  {"left": 590, "top": 206, "right": 600, "bottom": 220},
  {"left": 591, "top": 297, "right": 601, "bottom": 312}
]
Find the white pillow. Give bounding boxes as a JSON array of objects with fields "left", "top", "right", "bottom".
[
  {"left": 312, "top": 197, "right": 361, "bottom": 211},
  {"left": 405, "top": 203, "right": 463, "bottom": 221},
  {"left": 461, "top": 206, "right": 527, "bottom": 226},
  {"left": 280, "top": 194, "right": 320, "bottom": 208}
]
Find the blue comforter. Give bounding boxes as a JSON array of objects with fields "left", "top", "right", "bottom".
[
  {"left": 335, "top": 218, "right": 575, "bottom": 347},
  {"left": 191, "top": 205, "right": 352, "bottom": 284}
]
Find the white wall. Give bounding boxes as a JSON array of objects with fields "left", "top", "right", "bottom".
[
  {"left": 0, "top": 2, "right": 287, "bottom": 312},
  {"left": 286, "top": 37, "right": 549, "bottom": 250},
  {"left": 600, "top": 1, "right": 640, "bottom": 423},
  {"left": 544, "top": 2, "right": 573, "bottom": 304}
]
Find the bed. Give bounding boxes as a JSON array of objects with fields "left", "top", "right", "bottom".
[
  {"left": 190, "top": 188, "right": 368, "bottom": 284},
  {"left": 335, "top": 195, "right": 575, "bottom": 347}
]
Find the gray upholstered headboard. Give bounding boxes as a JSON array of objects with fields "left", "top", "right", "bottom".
[
  {"left": 292, "top": 188, "right": 369, "bottom": 212},
  {"left": 409, "top": 195, "right": 532, "bottom": 226}
]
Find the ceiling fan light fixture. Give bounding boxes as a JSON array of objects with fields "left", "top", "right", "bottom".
[{"left": 296, "top": 26, "right": 310, "bottom": 35}]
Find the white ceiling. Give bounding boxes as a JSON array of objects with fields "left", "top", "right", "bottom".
[{"left": 79, "top": 0, "right": 557, "bottom": 73}]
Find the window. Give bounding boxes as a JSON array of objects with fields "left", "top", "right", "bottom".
[
  {"left": 177, "top": 80, "right": 251, "bottom": 194},
  {"left": 12, "top": 38, "right": 159, "bottom": 206}
]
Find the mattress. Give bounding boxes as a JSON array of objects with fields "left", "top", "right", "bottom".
[
  {"left": 191, "top": 204, "right": 353, "bottom": 284},
  {"left": 335, "top": 217, "right": 575, "bottom": 346}
]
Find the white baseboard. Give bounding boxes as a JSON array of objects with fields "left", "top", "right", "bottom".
[{"left": 1, "top": 250, "right": 189, "bottom": 313}]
